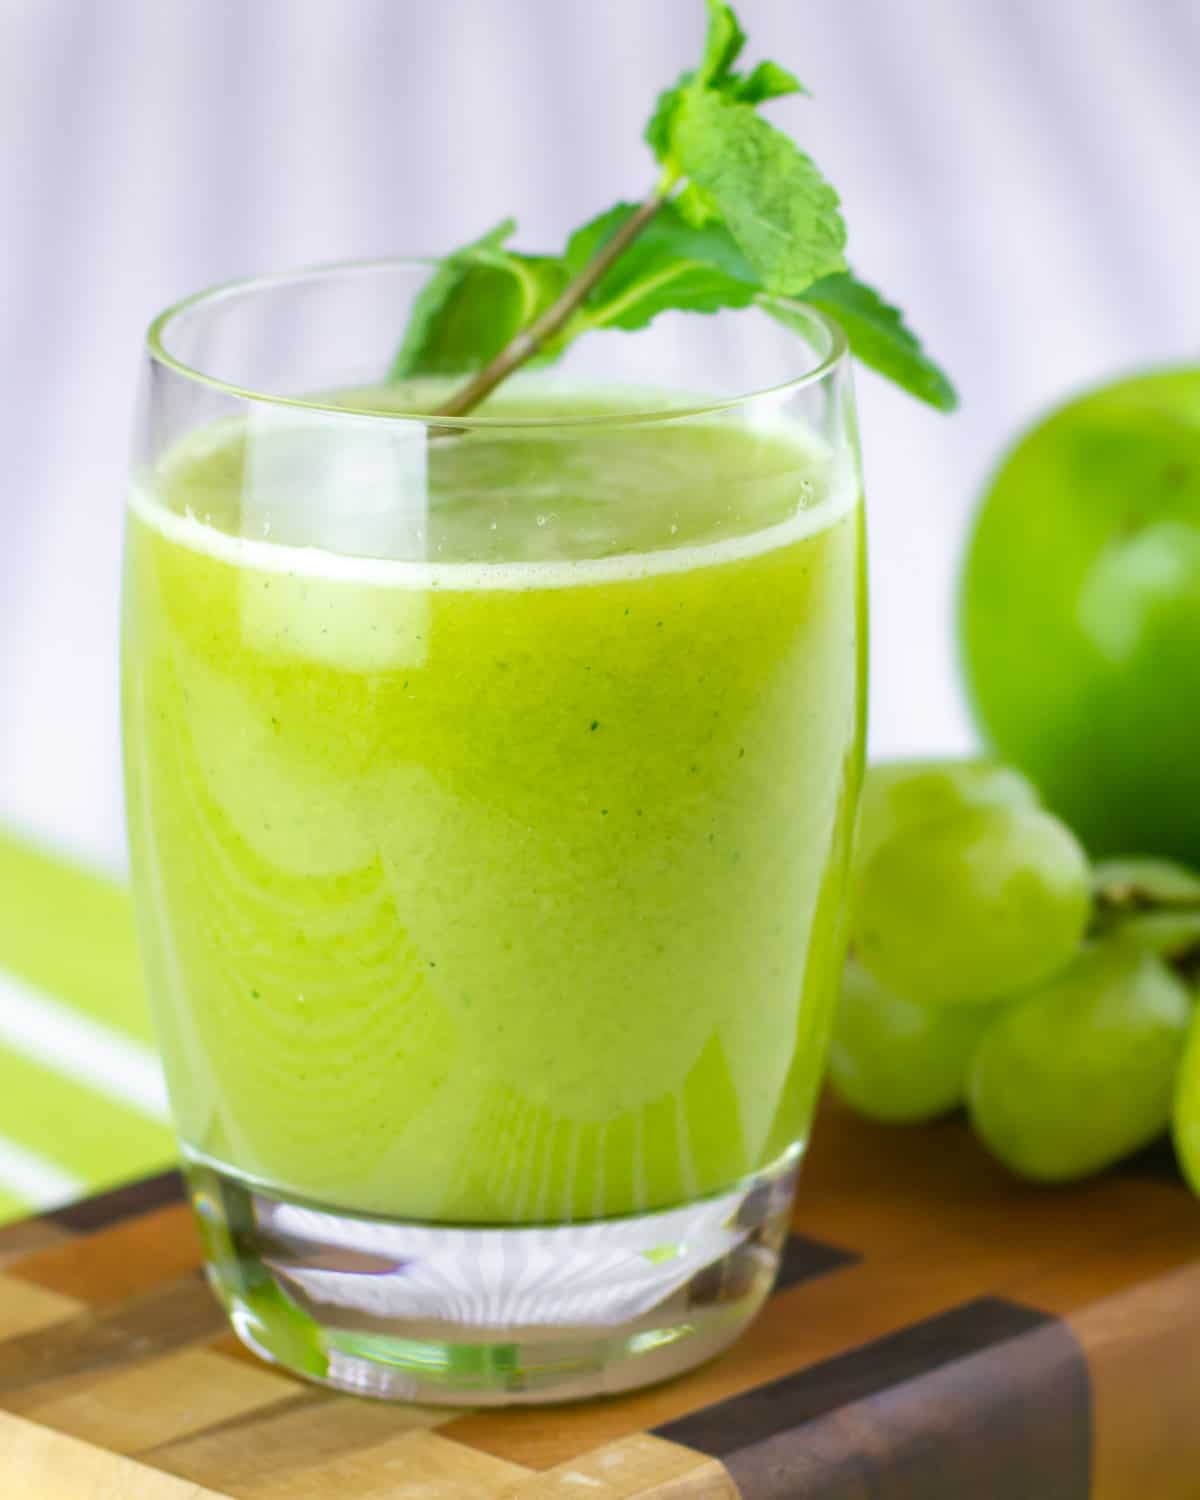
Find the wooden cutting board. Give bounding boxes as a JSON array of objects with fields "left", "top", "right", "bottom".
[{"left": 2, "top": 1103, "right": 1198, "bottom": 1499}]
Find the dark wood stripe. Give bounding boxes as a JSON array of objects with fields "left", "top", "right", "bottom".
[
  {"left": 657, "top": 1297, "right": 1091, "bottom": 1499},
  {"left": 0, "top": 1273, "right": 223, "bottom": 1399},
  {"left": 46, "top": 1167, "right": 185, "bottom": 1233},
  {"left": 658, "top": 1298, "right": 1053, "bottom": 1451},
  {"left": 773, "top": 1233, "right": 858, "bottom": 1293}
]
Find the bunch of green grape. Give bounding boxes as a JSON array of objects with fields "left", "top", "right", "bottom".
[{"left": 829, "top": 759, "right": 1200, "bottom": 1185}]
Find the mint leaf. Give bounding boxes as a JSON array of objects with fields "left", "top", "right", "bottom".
[
  {"left": 732, "top": 60, "right": 806, "bottom": 103},
  {"left": 389, "top": 221, "right": 568, "bottom": 379},
  {"left": 697, "top": 0, "right": 746, "bottom": 88},
  {"left": 672, "top": 89, "right": 846, "bottom": 294},
  {"left": 769, "top": 272, "right": 958, "bottom": 412},
  {"left": 644, "top": 0, "right": 751, "bottom": 173},
  {"left": 674, "top": 180, "right": 722, "bottom": 228},
  {"left": 389, "top": 220, "right": 513, "bottom": 377},
  {"left": 566, "top": 200, "right": 757, "bottom": 332},
  {"left": 644, "top": 1, "right": 830, "bottom": 287},
  {"left": 645, "top": 6, "right": 805, "bottom": 176},
  {"left": 645, "top": 80, "right": 689, "bottom": 167}
]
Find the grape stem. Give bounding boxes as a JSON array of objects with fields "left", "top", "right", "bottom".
[
  {"left": 1090, "top": 879, "right": 1200, "bottom": 987},
  {"left": 435, "top": 189, "right": 668, "bottom": 419}
]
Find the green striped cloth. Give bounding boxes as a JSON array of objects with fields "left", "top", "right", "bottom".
[{"left": 0, "top": 829, "right": 175, "bottom": 1221}]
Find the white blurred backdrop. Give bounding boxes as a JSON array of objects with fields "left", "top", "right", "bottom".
[{"left": 2, "top": 0, "right": 1198, "bottom": 872}]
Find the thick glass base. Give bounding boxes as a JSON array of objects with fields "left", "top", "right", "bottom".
[{"left": 185, "top": 1149, "right": 801, "bottom": 1405}]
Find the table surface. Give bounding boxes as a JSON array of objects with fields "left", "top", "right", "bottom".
[{"left": 1, "top": 1103, "right": 1197, "bottom": 1499}]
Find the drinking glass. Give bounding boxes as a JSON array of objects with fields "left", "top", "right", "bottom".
[{"left": 122, "top": 259, "right": 865, "bottom": 1404}]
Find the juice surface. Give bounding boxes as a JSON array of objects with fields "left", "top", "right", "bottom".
[{"left": 123, "top": 387, "right": 865, "bottom": 1223}]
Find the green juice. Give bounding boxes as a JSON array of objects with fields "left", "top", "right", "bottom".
[{"left": 123, "top": 387, "right": 864, "bottom": 1224}]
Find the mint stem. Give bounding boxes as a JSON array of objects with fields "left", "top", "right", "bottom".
[{"left": 435, "top": 189, "right": 667, "bottom": 419}]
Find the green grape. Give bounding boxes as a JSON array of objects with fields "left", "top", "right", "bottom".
[
  {"left": 969, "top": 940, "right": 1191, "bottom": 1182},
  {"left": 853, "top": 804, "right": 1090, "bottom": 1005},
  {"left": 853, "top": 758, "right": 1039, "bottom": 883},
  {"left": 828, "top": 959, "right": 999, "bottom": 1124}
]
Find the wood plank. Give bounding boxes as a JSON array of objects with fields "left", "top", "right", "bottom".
[
  {"left": 0, "top": 1272, "right": 80, "bottom": 1339},
  {"left": 208, "top": 1329, "right": 284, "bottom": 1374},
  {"left": 149, "top": 1389, "right": 457, "bottom": 1495},
  {"left": 511, "top": 1435, "right": 737, "bottom": 1500},
  {"left": 0, "top": 1407, "right": 227, "bottom": 1500},
  {"left": 1073, "top": 1260, "right": 1200, "bottom": 1500},
  {"left": 0, "top": 1275, "right": 224, "bottom": 1397},
  {"left": 1006, "top": 1203, "right": 1200, "bottom": 1318},
  {"left": 655, "top": 1298, "right": 1089, "bottom": 1500},
  {"left": 18, "top": 1348, "right": 300, "bottom": 1455},
  {"left": 237, "top": 1428, "right": 531, "bottom": 1500},
  {"left": 796, "top": 1108, "right": 1192, "bottom": 1275},
  {"left": 10, "top": 1203, "right": 201, "bottom": 1302},
  {"left": 0, "top": 1217, "right": 73, "bottom": 1270}
]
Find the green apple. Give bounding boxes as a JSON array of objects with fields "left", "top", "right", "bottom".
[{"left": 960, "top": 370, "right": 1200, "bottom": 862}]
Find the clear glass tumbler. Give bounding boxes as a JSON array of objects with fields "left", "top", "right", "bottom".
[{"left": 122, "top": 259, "right": 865, "bottom": 1404}]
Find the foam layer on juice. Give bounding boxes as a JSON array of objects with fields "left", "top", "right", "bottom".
[{"left": 129, "top": 387, "right": 856, "bottom": 596}]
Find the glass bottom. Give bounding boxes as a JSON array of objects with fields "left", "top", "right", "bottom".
[{"left": 185, "top": 1147, "right": 801, "bottom": 1405}]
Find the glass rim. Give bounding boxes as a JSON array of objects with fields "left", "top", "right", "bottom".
[{"left": 145, "top": 255, "right": 850, "bottom": 429}]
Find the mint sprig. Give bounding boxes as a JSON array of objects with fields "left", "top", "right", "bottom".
[
  {"left": 398, "top": 0, "right": 956, "bottom": 417},
  {"left": 564, "top": 200, "right": 758, "bottom": 332},
  {"left": 388, "top": 220, "right": 568, "bottom": 380}
]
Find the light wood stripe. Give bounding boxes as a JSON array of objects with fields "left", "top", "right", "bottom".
[
  {"left": 0, "top": 1275, "right": 224, "bottom": 1397},
  {"left": 237, "top": 1428, "right": 531, "bottom": 1500},
  {"left": 0, "top": 1407, "right": 227, "bottom": 1500},
  {"left": 0, "top": 1271, "right": 80, "bottom": 1339},
  {"left": 510, "top": 1434, "right": 737, "bottom": 1500},
  {"left": 149, "top": 1390, "right": 459, "bottom": 1494},
  {"left": 16, "top": 1348, "right": 299, "bottom": 1456}
]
